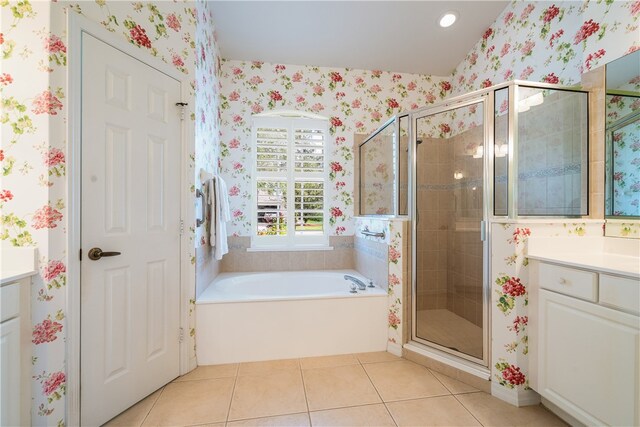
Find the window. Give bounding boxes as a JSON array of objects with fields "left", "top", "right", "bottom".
[{"left": 251, "top": 115, "right": 329, "bottom": 249}]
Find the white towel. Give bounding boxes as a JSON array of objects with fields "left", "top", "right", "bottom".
[
  {"left": 212, "top": 176, "right": 231, "bottom": 260},
  {"left": 207, "top": 178, "right": 216, "bottom": 247}
]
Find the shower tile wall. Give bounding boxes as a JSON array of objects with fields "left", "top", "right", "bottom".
[
  {"left": 517, "top": 90, "right": 588, "bottom": 215},
  {"left": 448, "top": 125, "right": 484, "bottom": 328},
  {"left": 416, "top": 137, "right": 451, "bottom": 312},
  {"left": 416, "top": 126, "right": 484, "bottom": 328}
]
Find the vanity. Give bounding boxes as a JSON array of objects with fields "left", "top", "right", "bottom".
[
  {"left": 0, "top": 247, "right": 36, "bottom": 426},
  {"left": 527, "top": 236, "right": 639, "bottom": 426},
  {"left": 526, "top": 49, "right": 640, "bottom": 427}
]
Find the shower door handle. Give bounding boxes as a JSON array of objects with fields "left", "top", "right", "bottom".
[{"left": 480, "top": 220, "right": 487, "bottom": 241}]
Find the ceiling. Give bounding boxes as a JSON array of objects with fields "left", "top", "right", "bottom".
[{"left": 210, "top": 1, "right": 509, "bottom": 76}]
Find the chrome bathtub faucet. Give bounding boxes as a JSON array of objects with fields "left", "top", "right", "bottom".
[{"left": 344, "top": 274, "right": 366, "bottom": 291}]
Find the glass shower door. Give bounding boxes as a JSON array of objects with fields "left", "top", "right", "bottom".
[{"left": 412, "top": 99, "right": 487, "bottom": 364}]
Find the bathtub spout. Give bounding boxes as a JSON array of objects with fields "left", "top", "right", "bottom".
[{"left": 344, "top": 275, "right": 367, "bottom": 290}]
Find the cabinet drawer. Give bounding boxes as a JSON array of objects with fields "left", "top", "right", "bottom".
[
  {"left": 600, "top": 274, "right": 640, "bottom": 314},
  {"left": 539, "top": 263, "right": 597, "bottom": 301},
  {"left": 0, "top": 283, "right": 20, "bottom": 323}
]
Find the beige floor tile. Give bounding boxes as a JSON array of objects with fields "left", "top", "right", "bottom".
[
  {"left": 238, "top": 359, "right": 300, "bottom": 376},
  {"left": 174, "top": 364, "right": 238, "bottom": 382},
  {"left": 309, "top": 404, "right": 395, "bottom": 426},
  {"left": 429, "top": 370, "right": 478, "bottom": 394},
  {"left": 456, "top": 392, "right": 567, "bottom": 426},
  {"left": 227, "top": 413, "right": 310, "bottom": 426},
  {"left": 303, "top": 364, "right": 381, "bottom": 411},
  {"left": 363, "top": 361, "right": 449, "bottom": 402},
  {"left": 228, "top": 370, "right": 307, "bottom": 421},
  {"left": 300, "top": 354, "right": 358, "bottom": 370},
  {"left": 386, "top": 396, "right": 481, "bottom": 426},
  {"left": 142, "top": 378, "right": 235, "bottom": 426},
  {"left": 355, "top": 352, "right": 401, "bottom": 364},
  {"left": 104, "top": 389, "right": 163, "bottom": 427}
]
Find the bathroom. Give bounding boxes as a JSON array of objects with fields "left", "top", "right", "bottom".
[{"left": 0, "top": 0, "right": 638, "bottom": 426}]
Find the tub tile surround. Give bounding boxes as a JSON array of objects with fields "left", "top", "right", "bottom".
[
  {"left": 353, "top": 217, "right": 409, "bottom": 356},
  {"left": 106, "top": 353, "right": 564, "bottom": 427},
  {"left": 220, "top": 236, "right": 355, "bottom": 273}
]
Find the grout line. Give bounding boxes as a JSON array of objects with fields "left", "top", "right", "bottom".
[
  {"left": 452, "top": 393, "right": 485, "bottom": 427},
  {"left": 360, "top": 361, "right": 398, "bottom": 427},
  {"left": 139, "top": 386, "right": 166, "bottom": 426},
  {"left": 426, "top": 367, "right": 456, "bottom": 395},
  {"left": 299, "top": 364, "right": 312, "bottom": 415},
  {"left": 223, "top": 412, "right": 310, "bottom": 425},
  {"left": 224, "top": 365, "right": 240, "bottom": 424}
]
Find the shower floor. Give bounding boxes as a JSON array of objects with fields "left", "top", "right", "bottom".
[{"left": 415, "top": 309, "right": 483, "bottom": 360}]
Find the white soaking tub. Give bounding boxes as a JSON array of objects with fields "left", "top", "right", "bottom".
[{"left": 196, "top": 270, "right": 388, "bottom": 364}]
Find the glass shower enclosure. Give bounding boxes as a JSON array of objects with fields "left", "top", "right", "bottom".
[{"left": 359, "top": 81, "right": 589, "bottom": 368}]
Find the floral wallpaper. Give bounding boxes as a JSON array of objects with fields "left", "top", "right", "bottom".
[
  {"left": 193, "top": 1, "right": 222, "bottom": 309},
  {"left": 386, "top": 219, "right": 406, "bottom": 355},
  {"left": 0, "top": 1, "right": 218, "bottom": 424},
  {"left": 490, "top": 220, "right": 603, "bottom": 403},
  {"left": 219, "top": 60, "right": 450, "bottom": 236},
  {"left": 450, "top": 1, "right": 640, "bottom": 96}
]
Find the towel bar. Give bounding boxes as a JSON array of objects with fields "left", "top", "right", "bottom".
[
  {"left": 361, "top": 226, "right": 385, "bottom": 239},
  {"left": 196, "top": 188, "right": 205, "bottom": 227}
]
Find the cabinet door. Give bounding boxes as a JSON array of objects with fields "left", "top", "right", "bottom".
[
  {"left": 538, "top": 290, "right": 640, "bottom": 426},
  {"left": 0, "top": 317, "right": 21, "bottom": 427}
]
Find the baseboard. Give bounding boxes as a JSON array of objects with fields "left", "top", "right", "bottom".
[
  {"left": 491, "top": 383, "right": 541, "bottom": 407},
  {"left": 387, "top": 342, "right": 403, "bottom": 357}
]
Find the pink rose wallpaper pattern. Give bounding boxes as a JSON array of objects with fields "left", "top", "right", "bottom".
[
  {"left": 451, "top": 1, "right": 639, "bottom": 95},
  {"left": 1, "top": 1, "right": 219, "bottom": 424},
  {"left": 1, "top": 0, "right": 638, "bottom": 424},
  {"left": 219, "top": 60, "right": 450, "bottom": 236}
]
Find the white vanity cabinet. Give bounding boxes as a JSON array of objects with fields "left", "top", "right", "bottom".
[
  {"left": 1, "top": 283, "right": 22, "bottom": 427},
  {"left": 0, "top": 247, "right": 36, "bottom": 427},
  {"left": 531, "top": 260, "right": 639, "bottom": 427}
]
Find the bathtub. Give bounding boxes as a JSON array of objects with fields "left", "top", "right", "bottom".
[{"left": 196, "top": 270, "right": 388, "bottom": 364}]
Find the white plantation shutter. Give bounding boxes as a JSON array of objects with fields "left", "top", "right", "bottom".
[
  {"left": 252, "top": 116, "right": 328, "bottom": 247},
  {"left": 256, "top": 127, "right": 288, "bottom": 174},
  {"left": 294, "top": 181, "right": 324, "bottom": 235},
  {"left": 294, "top": 128, "right": 325, "bottom": 174}
]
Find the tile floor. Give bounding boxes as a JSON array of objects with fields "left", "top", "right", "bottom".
[{"left": 105, "top": 352, "right": 566, "bottom": 427}]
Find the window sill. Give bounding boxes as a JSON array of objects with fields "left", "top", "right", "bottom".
[{"left": 247, "top": 245, "right": 334, "bottom": 252}]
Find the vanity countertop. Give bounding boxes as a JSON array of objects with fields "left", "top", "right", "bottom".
[
  {"left": 1, "top": 247, "right": 38, "bottom": 286},
  {"left": 527, "top": 237, "right": 640, "bottom": 279}
]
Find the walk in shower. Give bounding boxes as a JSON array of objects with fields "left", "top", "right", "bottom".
[{"left": 359, "top": 81, "right": 589, "bottom": 369}]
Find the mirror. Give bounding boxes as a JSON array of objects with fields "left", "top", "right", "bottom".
[{"left": 605, "top": 50, "right": 640, "bottom": 218}]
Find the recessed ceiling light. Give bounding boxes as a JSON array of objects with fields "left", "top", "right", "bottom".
[{"left": 439, "top": 12, "right": 457, "bottom": 28}]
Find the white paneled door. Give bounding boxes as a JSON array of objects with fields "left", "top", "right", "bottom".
[{"left": 81, "top": 33, "right": 181, "bottom": 426}]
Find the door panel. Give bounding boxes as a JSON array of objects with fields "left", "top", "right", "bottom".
[
  {"left": 412, "top": 100, "right": 487, "bottom": 364},
  {"left": 81, "top": 33, "right": 181, "bottom": 426}
]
